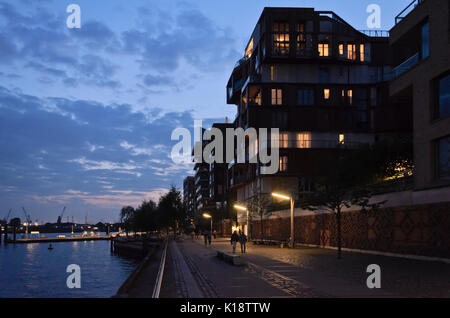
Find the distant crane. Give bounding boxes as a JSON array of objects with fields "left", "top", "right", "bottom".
[
  {"left": 57, "top": 206, "right": 66, "bottom": 224},
  {"left": 22, "top": 207, "right": 32, "bottom": 225},
  {"left": 3, "top": 209, "right": 12, "bottom": 222}
]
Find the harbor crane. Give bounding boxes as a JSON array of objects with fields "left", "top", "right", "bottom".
[
  {"left": 22, "top": 207, "right": 32, "bottom": 225},
  {"left": 57, "top": 206, "right": 66, "bottom": 224},
  {"left": 3, "top": 209, "right": 12, "bottom": 222}
]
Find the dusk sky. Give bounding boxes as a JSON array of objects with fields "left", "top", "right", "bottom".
[{"left": 0, "top": 0, "right": 412, "bottom": 224}]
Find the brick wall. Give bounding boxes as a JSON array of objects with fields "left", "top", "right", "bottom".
[{"left": 251, "top": 202, "right": 450, "bottom": 258}]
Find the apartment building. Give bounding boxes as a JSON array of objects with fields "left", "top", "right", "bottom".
[
  {"left": 389, "top": 0, "right": 450, "bottom": 190},
  {"left": 226, "top": 7, "right": 405, "bottom": 205},
  {"left": 183, "top": 176, "right": 196, "bottom": 218}
]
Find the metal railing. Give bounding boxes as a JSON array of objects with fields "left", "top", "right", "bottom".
[
  {"left": 358, "top": 30, "right": 390, "bottom": 37},
  {"left": 152, "top": 239, "right": 168, "bottom": 298},
  {"left": 395, "top": 0, "right": 425, "bottom": 24},
  {"left": 392, "top": 52, "right": 419, "bottom": 78}
]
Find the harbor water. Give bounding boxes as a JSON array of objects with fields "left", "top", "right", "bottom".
[{"left": 0, "top": 233, "right": 138, "bottom": 298}]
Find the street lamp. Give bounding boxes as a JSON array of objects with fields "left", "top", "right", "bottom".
[
  {"left": 202, "top": 213, "right": 212, "bottom": 239},
  {"left": 234, "top": 204, "right": 249, "bottom": 239},
  {"left": 272, "top": 192, "right": 295, "bottom": 248}
]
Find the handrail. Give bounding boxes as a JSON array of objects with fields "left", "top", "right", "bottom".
[{"left": 152, "top": 239, "right": 168, "bottom": 298}]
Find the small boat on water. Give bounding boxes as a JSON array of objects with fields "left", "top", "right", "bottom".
[{"left": 48, "top": 244, "right": 54, "bottom": 250}]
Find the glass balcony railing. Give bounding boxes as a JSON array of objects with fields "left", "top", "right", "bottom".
[
  {"left": 392, "top": 52, "right": 419, "bottom": 78},
  {"left": 395, "top": 0, "right": 425, "bottom": 24}
]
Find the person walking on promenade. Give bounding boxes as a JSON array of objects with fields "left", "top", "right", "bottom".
[
  {"left": 213, "top": 230, "right": 217, "bottom": 239},
  {"left": 239, "top": 232, "right": 247, "bottom": 254},
  {"left": 230, "top": 231, "right": 239, "bottom": 253},
  {"left": 203, "top": 231, "right": 208, "bottom": 246}
]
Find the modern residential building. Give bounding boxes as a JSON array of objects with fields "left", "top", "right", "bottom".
[
  {"left": 225, "top": 7, "right": 406, "bottom": 207},
  {"left": 389, "top": 0, "right": 450, "bottom": 190},
  {"left": 183, "top": 176, "right": 196, "bottom": 218}
]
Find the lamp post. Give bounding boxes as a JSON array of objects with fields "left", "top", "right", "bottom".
[
  {"left": 234, "top": 204, "right": 249, "bottom": 239},
  {"left": 272, "top": 192, "right": 295, "bottom": 248},
  {"left": 202, "top": 213, "right": 212, "bottom": 239}
]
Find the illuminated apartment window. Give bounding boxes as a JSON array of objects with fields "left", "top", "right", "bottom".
[
  {"left": 348, "top": 90, "right": 353, "bottom": 105},
  {"left": 318, "top": 43, "right": 329, "bottom": 57},
  {"left": 255, "top": 90, "right": 262, "bottom": 105},
  {"left": 270, "top": 65, "right": 278, "bottom": 81},
  {"left": 245, "top": 38, "right": 254, "bottom": 58},
  {"left": 273, "top": 23, "right": 290, "bottom": 56},
  {"left": 338, "top": 43, "right": 345, "bottom": 57},
  {"left": 279, "top": 156, "right": 288, "bottom": 172},
  {"left": 271, "top": 89, "right": 282, "bottom": 105},
  {"left": 323, "top": 89, "right": 330, "bottom": 100},
  {"left": 339, "top": 134, "right": 345, "bottom": 144},
  {"left": 347, "top": 44, "right": 356, "bottom": 60},
  {"left": 297, "top": 133, "right": 311, "bottom": 148},
  {"left": 360, "top": 44, "right": 365, "bottom": 62},
  {"left": 279, "top": 133, "right": 289, "bottom": 148}
]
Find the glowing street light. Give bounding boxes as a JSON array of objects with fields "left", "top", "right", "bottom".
[
  {"left": 234, "top": 204, "right": 250, "bottom": 239},
  {"left": 272, "top": 192, "right": 295, "bottom": 248}
]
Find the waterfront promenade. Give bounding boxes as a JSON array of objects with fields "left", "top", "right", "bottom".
[{"left": 123, "top": 236, "right": 450, "bottom": 298}]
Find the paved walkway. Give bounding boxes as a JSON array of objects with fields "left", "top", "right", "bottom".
[{"left": 163, "top": 236, "right": 450, "bottom": 298}]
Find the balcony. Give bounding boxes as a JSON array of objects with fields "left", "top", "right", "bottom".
[
  {"left": 395, "top": 0, "right": 425, "bottom": 24},
  {"left": 391, "top": 52, "right": 419, "bottom": 78}
]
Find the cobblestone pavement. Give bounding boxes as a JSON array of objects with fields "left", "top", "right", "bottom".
[
  {"left": 205, "top": 237, "right": 450, "bottom": 298},
  {"left": 161, "top": 238, "right": 295, "bottom": 297}
]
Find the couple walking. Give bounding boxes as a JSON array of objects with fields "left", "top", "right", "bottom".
[{"left": 230, "top": 230, "right": 247, "bottom": 254}]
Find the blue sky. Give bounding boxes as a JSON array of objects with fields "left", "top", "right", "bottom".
[{"left": 0, "top": 0, "right": 412, "bottom": 223}]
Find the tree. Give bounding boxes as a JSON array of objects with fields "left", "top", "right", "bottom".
[
  {"left": 134, "top": 200, "right": 158, "bottom": 233},
  {"left": 120, "top": 206, "right": 135, "bottom": 236},
  {"left": 305, "top": 147, "right": 385, "bottom": 259},
  {"left": 157, "top": 186, "right": 185, "bottom": 234},
  {"left": 247, "top": 179, "right": 270, "bottom": 239}
]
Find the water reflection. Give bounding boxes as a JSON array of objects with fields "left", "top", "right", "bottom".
[{"left": 0, "top": 238, "right": 137, "bottom": 298}]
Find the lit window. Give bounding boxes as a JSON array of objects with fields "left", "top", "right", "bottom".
[
  {"left": 339, "top": 134, "right": 345, "bottom": 144},
  {"left": 360, "top": 44, "right": 365, "bottom": 62},
  {"left": 297, "top": 133, "right": 311, "bottom": 148},
  {"left": 279, "top": 133, "right": 289, "bottom": 148},
  {"left": 279, "top": 156, "right": 288, "bottom": 172},
  {"left": 271, "top": 89, "right": 282, "bottom": 105},
  {"left": 270, "top": 65, "right": 275, "bottom": 81},
  {"left": 347, "top": 90, "right": 353, "bottom": 105},
  {"left": 347, "top": 44, "right": 356, "bottom": 60},
  {"left": 245, "top": 38, "right": 254, "bottom": 58},
  {"left": 339, "top": 43, "right": 345, "bottom": 56},
  {"left": 318, "top": 43, "right": 329, "bottom": 57},
  {"left": 273, "top": 23, "right": 290, "bottom": 56},
  {"left": 323, "top": 89, "right": 330, "bottom": 100}
]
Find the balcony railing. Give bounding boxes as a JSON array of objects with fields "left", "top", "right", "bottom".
[
  {"left": 392, "top": 52, "right": 419, "bottom": 78},
  {"left": 358, "top": 30, "right": 390, "bottom": 37},
  {"left": 395, "top": 0, "right": 425, "bottom": 24}
]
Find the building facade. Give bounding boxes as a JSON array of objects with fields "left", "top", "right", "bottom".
[
  {"left": 226, "top": 7, "right": 405, "bottom": 207},
  {"left": 389, "top": 0, "right": 450, "bottom": 190}
]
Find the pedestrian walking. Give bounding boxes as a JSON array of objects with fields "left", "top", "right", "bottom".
[
  {"left": 239, "top": 232, "right": 247, "bottom": 253},
  {"left": 213, "top": 230, "right": 217, "bottom": 239},
  {"left": 230, "top": 231, "right": 239, "bottom": 253},
  {"left": 203, "top": 231, "right": 208, "bottom": 246}
]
